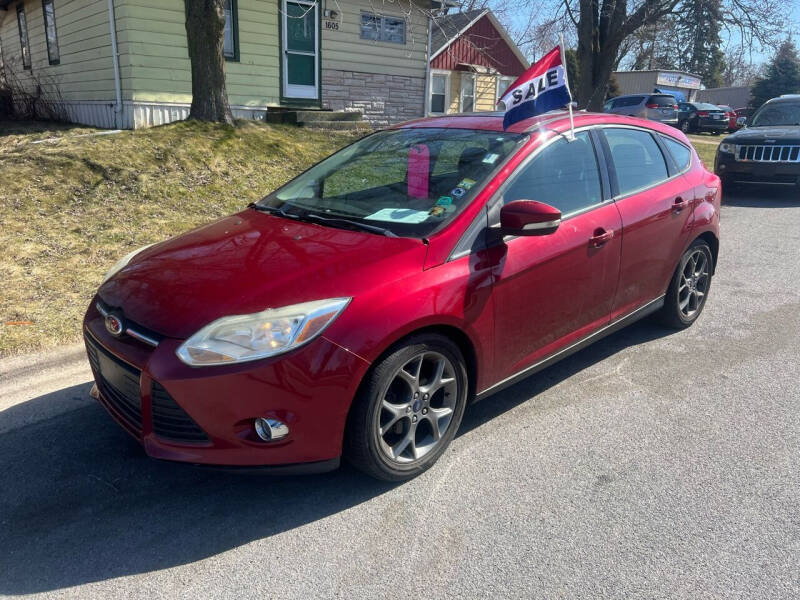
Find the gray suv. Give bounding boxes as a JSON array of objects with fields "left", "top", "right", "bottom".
[{"left": 603, "top": 94, "right": 679, "bottom": 125}]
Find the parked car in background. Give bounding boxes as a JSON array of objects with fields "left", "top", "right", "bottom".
[
  {"left": 677, "top": 102, "right": 728, "bottom": 134},
  {"left": 603, "top": 94, "right": 679, "bottom": 125},
  {"left": 84, "top": 111, "right": 721, "bottom": 481},
  {"left": 716, "top": 105, "right": 738, "bottom": 132},
  {"left": 734, "top": 107, "right": 754, "bottom": 129},
  {"left": 715, "top": 95, "right": 800, "bottom": 190}
]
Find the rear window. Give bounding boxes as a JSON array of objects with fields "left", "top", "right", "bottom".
[
  {"left": 660, "top": 135, "right": 692, "bottom": 171},
  {"left": 612, "top": 96, "right": 643, "bottom": 108},
  {"left": 694, "top": 103, "right": 722, "bottom": 110},
  {"left": 647, "top": 95, "right": 676, "bottom": 106},
  {"left": 604, "top": 128, "right": 669, "bottom": 196}
]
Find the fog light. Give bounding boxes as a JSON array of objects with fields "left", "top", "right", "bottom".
[{"left": 254, "top": 417, "right": 289, "bottom": 441}]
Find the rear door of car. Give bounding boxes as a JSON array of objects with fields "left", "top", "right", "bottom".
[
  {"left": 487, "top": 129, "right": 622, "bottom": 382},
  {"left": 598, "top": 126, "right": 695, "bottom": 320}
]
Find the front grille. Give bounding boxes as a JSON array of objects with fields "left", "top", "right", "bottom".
[
  {"left": 85, "top": 334, "right": 143, "bottom": 434},
  {"left": 151, "top": 381, "right": 210, "bottom": 444},
  {"left": 736, "top": 144, "right": 800, "bottom": 163}
]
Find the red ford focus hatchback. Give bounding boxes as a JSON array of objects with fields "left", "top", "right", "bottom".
[{"left": 84, "top": 110, "right": 720, "bottom": 481}]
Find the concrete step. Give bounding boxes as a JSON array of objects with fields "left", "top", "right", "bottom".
[
  {"left": 303, "top": 120, "right": 373, "bottom": 131},
  {"left": 264, "top": 110, "right": 363, "bottom": 125}
]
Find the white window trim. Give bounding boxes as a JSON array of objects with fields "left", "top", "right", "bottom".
[
  {"left": 428, "top": 69, "right": 450, "bottom": 115},
  {"left": 459, "top": 72, "right": 477, "bottom": 113},
  {"left": 496, "top": 75, "right": 515, "bottom": 102}
]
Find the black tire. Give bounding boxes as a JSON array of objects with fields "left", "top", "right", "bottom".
[
  {"left": 679, "top": 120, "right": 690, "bottom": 133},
  {"left": 344, "top": 333, "right": 469, "bottom": 481},
  {"left": 657, "top": 239, "right": 714, "bottom": 329}
]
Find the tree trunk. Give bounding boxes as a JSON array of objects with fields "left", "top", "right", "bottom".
[{"left": 185, "top": 0, "right": 234, "bottom": 124}]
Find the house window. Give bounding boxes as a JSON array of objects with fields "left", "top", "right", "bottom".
[
  {"left": 497, "top": 76, "right": 515, "bottom": 98},
  {"left": 430, "top": 72, "right": 448, "bottom": 114},
  {"left": 16, "top": 5, "right": 31, "bottom": 70},
  {"left": 42, "top": 0, "right": 60, "bottom": 65},
  {"left": 360, "top": 12, "right": 406, "bottom": 44},
  {"left": 223, "top": 0, "right": 239, "bottom": 61},
  {"left": 460, "top": 73, "right": 475, "bottom": 112}
]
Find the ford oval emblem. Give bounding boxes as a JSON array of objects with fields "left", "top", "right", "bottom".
[{"left": 105, "top": 314, "right": 124, "bottom": 336}]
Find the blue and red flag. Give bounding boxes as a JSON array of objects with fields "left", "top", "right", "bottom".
[{"left": 498, "top": 45, "right": 572, "bottom": 130}]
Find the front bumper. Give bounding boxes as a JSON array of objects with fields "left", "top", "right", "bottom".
[
  {"left": 697, "top": 119, "right": 727, "bottom": 131},
  {"left": 83, "top": 300, "right": 370, "bottom": 468},
  {"left": 715, "top": 152, "right": 800, "bottom": 186}
]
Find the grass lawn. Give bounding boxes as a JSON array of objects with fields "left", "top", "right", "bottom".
[
  {"left": 686, "top": 133, "right": 722, "bottom": 169},
  {"left": 0, "top": 120, "right": 361, "bottom": 357}
]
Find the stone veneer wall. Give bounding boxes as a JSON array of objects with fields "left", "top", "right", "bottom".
[{"left": 321, "top": 69, "right": 425, "bottom": 126}]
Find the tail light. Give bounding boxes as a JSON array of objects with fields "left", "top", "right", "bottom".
[
  {"left": 645, "top": 103, "right": 659, "bottom": 109},
  {"left": 673, "top": 104, "right": 678, "bottom": 109},
  {"left": 697, "top": 111, "right": 709, "bottom": 117}
]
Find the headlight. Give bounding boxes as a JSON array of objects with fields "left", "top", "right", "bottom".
[
  {"left": 718, "top": 142, "right": 736, "bottom": 154},
  {"left": 176, "top": 298, "right": 351, "bottom": 366},
  {"left": 100, "top": 243, "right": 154, "bottom": 285}
]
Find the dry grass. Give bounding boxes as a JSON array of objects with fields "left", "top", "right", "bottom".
[
  {"left": 687, "top": 134, "right": 721, "bottom": 169},
  {"left": 0, "top": 120, "right": 360, "bottom": 357}
]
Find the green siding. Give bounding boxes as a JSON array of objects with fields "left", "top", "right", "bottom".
[
  {"left": 0, "top": 0, "right": 117, "bottom": 101},
  {"left": 321, "top": 0, "right": 428, "bottom": 78},
  {"left": 118, "top": 0, "right": 280, "bottom": 107}
]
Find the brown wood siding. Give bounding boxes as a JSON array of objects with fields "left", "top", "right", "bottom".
[{"left": 430, "top": 15, "right": 525, "bottom": 76}]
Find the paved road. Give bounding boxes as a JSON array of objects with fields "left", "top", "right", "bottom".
[{"left": 1, "top": 188, "right": 799, "bottom": 599}]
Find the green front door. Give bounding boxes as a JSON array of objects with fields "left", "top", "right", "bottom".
[{"left": 282, "top": 0, "right": 319, "bottom": 100}]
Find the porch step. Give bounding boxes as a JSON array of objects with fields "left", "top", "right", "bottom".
[
  {"left": 303, "top": 120, "right": 373, "bottom": 131},
  {"left": 264, "top": 110, "right": 364, "bottom": 125}
]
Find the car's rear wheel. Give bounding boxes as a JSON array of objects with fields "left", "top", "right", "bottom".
[
  {"left": 657, "top": 240, "right": 713, "bottom": 329},
  {"left": 344, "top": 334, "right": 468, "bottom": 481},
  {"left": 679, "top": 120, "right": 691, "bottom": 133}
]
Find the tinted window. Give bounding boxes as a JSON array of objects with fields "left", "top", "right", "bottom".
[
  {"left": 679, "top": 103, "right": 692, "bottom": 111},
  {"left": 647, "top": 95, "right": 676, "bottom": 106},
  {"left": 694, "top": 103, "right": 721, "bottom": 110},
  {"left": 617, "top": 96, "right": 645, "bottom": 107},
  {"left": 661, "top": 136, "right": 692, "bottom": 171},
  {"left": 502, "top": 131, "right": 603, "bottom": 215},
  {"left": 604, "top": 128, "right": 669, "bottom": 196}
]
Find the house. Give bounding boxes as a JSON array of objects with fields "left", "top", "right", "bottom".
[
  {"left": 612, "top": 69, "right": 702, "bottom": 103},
  {"left": 427, "top": 8, "right": 527, "bottom": 115},
  {"left": 0, "top": 0, "right": 431, "bottom": 128}
]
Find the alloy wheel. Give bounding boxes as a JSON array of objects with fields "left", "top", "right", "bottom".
[
  {"left": 377, "top": 351, "right": 458, "bottom": 463},
  {"left": 678, "top": 249, "right": 710, "bottom": 318}
]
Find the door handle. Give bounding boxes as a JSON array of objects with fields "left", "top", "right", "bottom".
[
  {"left": 589, "top": 228, "right": 614, "bottom": 247},
  {"left": 672, "top": 196, "right": 690, "bottom": 213}
]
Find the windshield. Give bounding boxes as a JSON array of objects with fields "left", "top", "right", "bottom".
[
  {"left": 750, "top": 102, "right": 800, "bottom": 127},
  {"left": 257, "top": 128, "right": 527, "bottom": 237}
]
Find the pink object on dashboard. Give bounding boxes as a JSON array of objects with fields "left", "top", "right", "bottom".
[{"left": 407, "top": 144, "right": 430, "bottom": 199}]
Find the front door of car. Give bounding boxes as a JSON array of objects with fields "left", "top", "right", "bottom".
[
  {"left": 599, "top": 127, "right": 694, "bottom": 319},
  {"left": 488, "top": 131, "right": 623, "bottom": 382}
]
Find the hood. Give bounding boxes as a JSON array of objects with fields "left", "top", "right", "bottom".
[
  {"left": 724, "top": 126, "right": 800, "bottom": 145},
  {"left": 99, "top": 210, "right": 426, "bottom": 338}
]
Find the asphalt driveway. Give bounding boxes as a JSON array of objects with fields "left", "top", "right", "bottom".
[{"left": 1, "top": 187, "right": 798, "bottom": 599}]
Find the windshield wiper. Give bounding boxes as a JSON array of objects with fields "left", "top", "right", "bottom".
[
  {"left": 248, "top": 203, "right": 297, "bottom": 218},
  {"left": 303, "top": 213, "right": 398, "bottom": 237}
]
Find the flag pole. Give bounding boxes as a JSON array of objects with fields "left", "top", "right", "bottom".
[{"left": 559, "top": 34, "right": 576, "bottom": 141}]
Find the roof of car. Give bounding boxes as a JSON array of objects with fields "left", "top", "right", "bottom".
[{"left": 394, "top": 110, "right": 688, "bottom": 140}]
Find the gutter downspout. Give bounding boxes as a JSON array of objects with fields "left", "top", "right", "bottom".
[
  {"left": 423, "top": 12, "right": 432, "bottom": 117},
  {"left": 107, "top": 0, "right": 122, "bottom": 128}
]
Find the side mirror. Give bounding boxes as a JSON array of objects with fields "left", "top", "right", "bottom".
[
  {"left": 737, "top": 116, "right": 747, "bottom": 128},
  {"left": 499, "top": 200, "right": 561, "bottom": 236}
]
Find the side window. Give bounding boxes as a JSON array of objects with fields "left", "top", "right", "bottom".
[
  {"left": 42, "top": 0, "right": 60, "bottom": 65},
  {"left": 16, "top": 4, "right": 31, "bottom": 70},
  {"left": 603, "top": 128, "right": 669, "bottom": 196},
  {"left": 660, "top": 135, "right": 692, "bottom": 171},
  {"left": 222, "top": 0, "right": 239, "bottom": 61},
  {"left": 502, "top": 131, "right": 603, "bottom": 216}
]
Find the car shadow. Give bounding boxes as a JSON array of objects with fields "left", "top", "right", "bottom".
[
  {"left": 0, "top": 318, "right": 674, "bottom": 595},
  {"left": 723, "top": 186, "right": 800, "bottom": 208}
]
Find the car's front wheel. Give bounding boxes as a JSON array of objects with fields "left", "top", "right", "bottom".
[
  {"left": 679, "top": 120, "right": 691, "bottom": 133},
  {"left": 657, "top": 239, "right": 714, "bottom": 329},
  {"left": 344, "top": 334, "right": 468, "bottom": 481}
]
